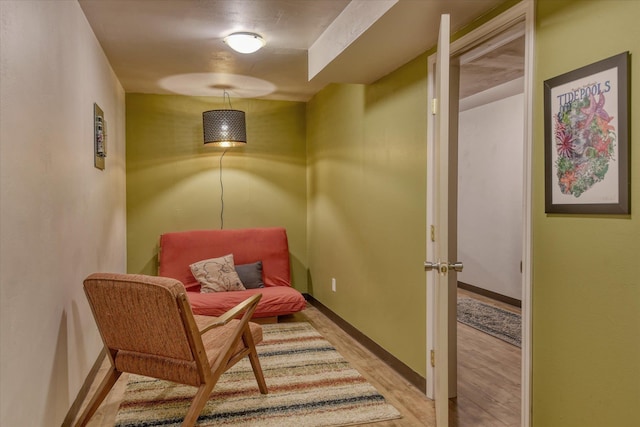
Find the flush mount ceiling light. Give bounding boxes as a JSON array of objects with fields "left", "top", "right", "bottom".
[{"left": 224, "top": 32, "right": 265, "bottom": 54}]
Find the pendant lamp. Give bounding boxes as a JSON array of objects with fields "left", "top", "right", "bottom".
[{"left": 203, "top": 91, "right": 246, "bottom": 147}]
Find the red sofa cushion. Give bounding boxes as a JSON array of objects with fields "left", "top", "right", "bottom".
[
  {"left": 159, "top": 227, "right": 291, "bottom": 291},
  {"left": 187, "top": 286, "right": 305, "bottom": 318}
]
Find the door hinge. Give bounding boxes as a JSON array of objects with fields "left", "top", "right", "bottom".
[
  {"left": 430, "top": 349, "right": 436, "bottom": 367},
  {"left": 432, "top": 98, "right": 438, "bottom": 115},
  {"left": 430, "top": 225, "right": 435, "bottom": 242}
]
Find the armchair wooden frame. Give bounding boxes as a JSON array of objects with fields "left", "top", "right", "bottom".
[{"left": 75, "top": 273, "right": 268, "bottom": 427}]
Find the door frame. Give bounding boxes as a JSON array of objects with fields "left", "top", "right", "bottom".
[{"left": 425, "top": 1, "right": 534, "bottom": 426}]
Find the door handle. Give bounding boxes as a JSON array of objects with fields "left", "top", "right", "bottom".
[
  {"left": 424, "top": 261, "right": 464, "bottom": 273},
  {"left": 449, "top": 262, "right": 463, "bottom": 272},
  {"left": 424, "top": 261, "right": 439, "bottom": 271}
]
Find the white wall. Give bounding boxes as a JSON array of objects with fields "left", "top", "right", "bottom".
[
  {"left": 0, "top": 2, "right": 126, "bottom": 425},
  {"left": 457, "top": 92, "right": 523, "bottom": 300}
]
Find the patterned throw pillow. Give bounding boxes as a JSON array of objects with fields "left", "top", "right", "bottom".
[{"left": 190, "top": 254, "right": 246, "bottom": 293}]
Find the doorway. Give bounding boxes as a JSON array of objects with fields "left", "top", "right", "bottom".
[
  {"left": 425, "top": 2, "right": 534, "bottom": 426},
  {"left": 454, "top": 24, "right": 525, "bottom": 426}
]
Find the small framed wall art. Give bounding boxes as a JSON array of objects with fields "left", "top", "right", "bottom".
[
  {"left": 94, "top": 103, "right": 106, "bottom": 170},
  {"left": 543, "top": 52, "right": 629, "bottom": 214}
]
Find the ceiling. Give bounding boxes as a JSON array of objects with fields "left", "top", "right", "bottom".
[{"left": 79, "top": 0, "right": 518, "bottom": 102}]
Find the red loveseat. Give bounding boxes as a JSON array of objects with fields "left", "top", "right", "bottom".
[{"left": 158, "top": 227, "right": 306, "bottom": 321}]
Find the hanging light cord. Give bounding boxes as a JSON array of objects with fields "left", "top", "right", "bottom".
[
  {"left": 223, "top": 90, "right": 233, "bottom": 109},
  {"left": 218, "top": 90, "right": 233, "bottom": 229},
  {"left": 219, "top": 149, "right": 228, "bottom": 229}
]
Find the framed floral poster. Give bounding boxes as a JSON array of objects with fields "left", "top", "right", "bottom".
[{"left": 544, "top": 52, "right": 629, "bottom": 214}]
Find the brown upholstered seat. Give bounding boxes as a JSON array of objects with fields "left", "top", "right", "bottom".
[{"left": 74, "top": 273, "right": 267, "bottom": 427}]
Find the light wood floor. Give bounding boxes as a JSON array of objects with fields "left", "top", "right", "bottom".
[
  {"left": 74, "top": 293, "right": 520, "bottom": 427},
  {"left": 453, "top": 289, "right": 522, "bottom": 427}
]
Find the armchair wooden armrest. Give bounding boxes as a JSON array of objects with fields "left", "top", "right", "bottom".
[{"left": 196, "top": 293, "right": 262, "bottom": 334}]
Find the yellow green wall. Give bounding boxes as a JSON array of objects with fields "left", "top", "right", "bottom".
[
  {"left": 126, "top": 94, "right": 308, "bottom": 292},
  {"left": 533, "top": 1, "right": 640, "bottom": 426},
  {"left": 306, "top": 55, "right": 429, "bottom": 376},
  {"left": 303, "top": 0, "right": 523, "bottom": 386}
]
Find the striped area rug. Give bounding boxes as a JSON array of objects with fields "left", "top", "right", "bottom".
[{"left": 114, "top": 322, "right": 401, "bottom": 426}]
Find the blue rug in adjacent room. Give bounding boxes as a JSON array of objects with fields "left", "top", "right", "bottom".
[{"left": 457, "top": 297, "right": 521, "bottom": 347}]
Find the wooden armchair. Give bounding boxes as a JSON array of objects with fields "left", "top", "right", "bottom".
[{"left": 75, "top": 273, "right": 267, "bottom": 427}]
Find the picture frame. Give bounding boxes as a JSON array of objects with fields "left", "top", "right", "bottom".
[{"left": 544, "top": 52, "right": 629, "bottom": 214}]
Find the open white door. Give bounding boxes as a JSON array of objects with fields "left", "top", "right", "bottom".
[
  {"left": 426, "top": 13, "right": 455, "bottom": 427},
  {"left": 434, "top": 13, "right": 450, "bottom": 427},
  {"left": 427, "top": 4, "right": 534, "bottom": 426}
]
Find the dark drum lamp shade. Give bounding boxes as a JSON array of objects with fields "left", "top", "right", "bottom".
[{"left": 203, "top": 109, "right": 247, "bottom": 147}]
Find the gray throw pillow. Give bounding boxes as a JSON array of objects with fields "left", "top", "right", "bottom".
[{"left": 235, "top": 261, "right": 265, "bottom": 289}]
